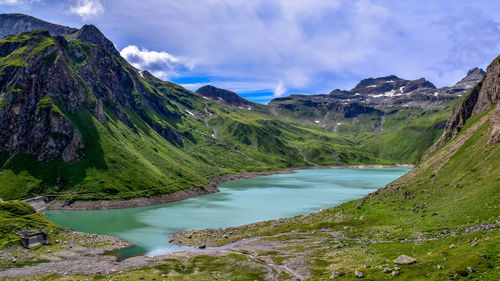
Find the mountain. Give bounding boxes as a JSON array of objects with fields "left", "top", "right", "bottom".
[
  {"left": 350, "top": 75, "right": 437, "bottom": 105},
  {"left": 196, "top": 85, "right": 256, "bottom": 108},
  {"left": 442, "top": 67, "right": 486, "bottom": 95},
  {"left": 0, "top": 13, "right": 486, "bottom": 203},
  {"left": 170, "top": 55, "right": 500, "bottom": 281},
  {"left": 0, "top": 19, "right": 388, "bottom": 202},
  {"left": 267, "top": 70, "right": 485, "bottom": 162},
  {"left": 270, "top": 69, "right": 484, "bottom": 114},
  {"left": 0, "top": 13, "right": 77, "bottom": 39}
]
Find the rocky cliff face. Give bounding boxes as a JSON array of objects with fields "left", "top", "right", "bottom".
[
  {"left": 423, "top": 58, "right": 500, "bottom": 159},
  {"left": 445, "top": 61, "right": 499, "bottom": 142},
  {"left": 0, "top": 31, "right": 87, "bottom": 163},
  {"left": 0, "top": 13, "right": 77, "bottom": 39},
  {"left": 0, "top": 23, "right": 188, "bottom": 164}
]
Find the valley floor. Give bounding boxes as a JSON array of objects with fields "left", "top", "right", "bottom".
[{"left": 1, "top": 219, "right": 498, "bottom": 280}]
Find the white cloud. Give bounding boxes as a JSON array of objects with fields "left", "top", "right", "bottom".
[
  {"left": 273, "top": 81, "right": 287, "bottom": 97},
  {"left": 0, "top": 0, "right": 22, "bottom": 4},
  {"left": 120, "top": 45, "right": 188, "bottom": 80},
  {"left": 111, "top": 0, "right": 390, "bottom": 92},
  {"left": 0, "top": 0, "right": 38, "bottom": 5},
  {"left": 70, "top": 0, "right": 104, "bottom": 19}
]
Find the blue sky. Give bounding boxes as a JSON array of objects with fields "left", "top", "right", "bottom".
[{"left": 1, "top": 0, "right": 500, "bottom": 103}]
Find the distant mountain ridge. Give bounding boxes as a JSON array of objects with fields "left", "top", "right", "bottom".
[
  {"left": 271, "top": 69, "right": 485, "bottom": 109},
  {"left": 196, "top": 85, "right": 255, "bottom": 108},
  {"left": 0, "top": 13, "right": 489, "bottom": 202},
  {"left": 0, "top": 13, "right": 77, "bottom": 39}
]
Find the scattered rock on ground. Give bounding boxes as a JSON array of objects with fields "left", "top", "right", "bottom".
[
  {"left": 330, "top": 271, "right": 340, "bottom": 279},
  {"left": 355, "top": 269, "right": 365, "bottom": 278},
  {"left": 383, "top": 267, "right": 392, "bottom": 273},
  {"left": 450, "top": 244, "right": 456, "bottom": 248},
  {"left": 394, "top": 255, "right": 416, "bottom": 265}
]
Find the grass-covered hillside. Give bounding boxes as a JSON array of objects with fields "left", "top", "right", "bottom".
[
  {"left": 0, "top": 28, "right": 393, "bottom": 202},
  {"left": 0, "top": 201, "right": 58, "bottom": 249},
  {"left": 5, "top": 54, "right": 495, "bottom": 281}
]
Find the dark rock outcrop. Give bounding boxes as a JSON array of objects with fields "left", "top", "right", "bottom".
[
  {"left": 0, "top": 13, "right": 77, "bottom": 39},
  {"left": 0, "top": 21, "right": 186, "bottom": 163},
  {"left": 0, "top": 32, "right": 87, "bottom": 163},
  {"left": 76, "top": 24, "right": 118, "bottom": 55}
]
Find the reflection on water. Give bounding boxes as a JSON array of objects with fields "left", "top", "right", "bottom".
[{"left": 44, "top": 168, "right": 410, "bottom": 259}]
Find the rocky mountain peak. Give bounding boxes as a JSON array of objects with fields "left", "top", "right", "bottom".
[
  {"left": 467, "top": 67, "right": 486, "bottom": 77},
  {"left": 452, "top": 67, "right": 486, "bottom": 90},
  {"left": 0, "top": 13, "right": 77, "bottom": 39},
  {"left": 76, "top": 24, "right": 117, "bottom": 54},
  {"left": 349, "top": 75, "right": 436, "bottom": 104},
  {"left": 196, "top": 85, "right": 254, "bottom": 107}
]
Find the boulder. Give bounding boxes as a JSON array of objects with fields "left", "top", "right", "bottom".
[
  {"left": 394, "top": 255, "right": 416, "bottom": 265},
  {"left": 355, "top": 270, "right": 364, "bottom": 278}
]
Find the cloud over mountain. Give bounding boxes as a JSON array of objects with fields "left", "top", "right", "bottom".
[{"left": 120, "top": 45, "right": 190, "bottom": 79}]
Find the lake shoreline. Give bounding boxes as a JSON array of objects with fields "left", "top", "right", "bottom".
[{"left": 31, "top": 164, "right": 413, "bottom": 211}]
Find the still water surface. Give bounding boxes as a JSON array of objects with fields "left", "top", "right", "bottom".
[{"left": 44, "top": 168, "right": 410, "bottom": 258}]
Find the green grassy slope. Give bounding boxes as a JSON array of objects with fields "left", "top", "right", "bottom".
[
  {"left": 0, "top": 30, "right": 390, "bottom": 202},
  {"left": 2, "top": 107, "right": 498, "bottom": 280},
  {"left": 268, "top": 96, "right": 454, "bottom": 164},
  {"left": 358, "top": 108, "right": 451, "bottom": 163}
]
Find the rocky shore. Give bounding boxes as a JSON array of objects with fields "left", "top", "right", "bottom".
[{"left": 27, "top": 164, "right": 413, "bottom": 211}]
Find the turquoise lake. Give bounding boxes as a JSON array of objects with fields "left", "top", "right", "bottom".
[{"left": 43, "top": 168, "right": 410, "bottom": 258}]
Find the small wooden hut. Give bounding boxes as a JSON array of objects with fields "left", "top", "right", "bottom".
[{"left": 15, "top": 229, "right": 49, "bottom": 248}]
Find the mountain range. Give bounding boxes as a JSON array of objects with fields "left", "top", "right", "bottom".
[{"left": 0, "top": 13, "right": 486, "bottom": 202}]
